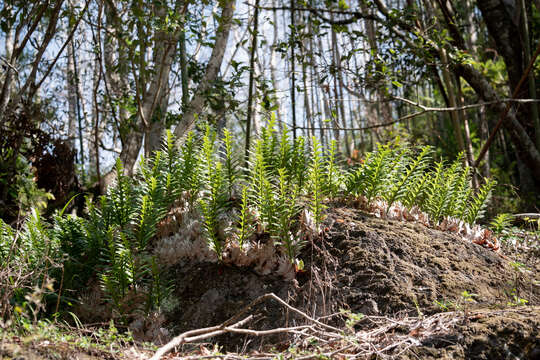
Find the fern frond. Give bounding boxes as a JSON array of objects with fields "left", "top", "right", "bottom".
[
  {"left": 385, "top": 145, "right": 432, "bottom": 212},
  {"left": 236, "top": 185, "right": 254, "bottom": 248},
  {"left": 274, "top": 168, "right": 303, "bottom": 261},
  {"left": 291, "top": 136, "right": 308, "bottom": 189},
  {"left": 308, "top": 137, "right": 327, "bottom": 230},
  {"left": 465, "top": 177, "right": 496, "bottom": 225},
  {"left": 363, "top": 142, "right": 396, "bottom": 203},
  {"left": 324, "top": 139, "right": 342, "bottom": 198},
  {"left": 221, "top": 128, "right": 240, "bottom": 201},
  {"left": 489, "top": 213, "right": 513, "bottom": 235},
  {"left": 450, "top": 165, "right": 472, "bottom": 220}
]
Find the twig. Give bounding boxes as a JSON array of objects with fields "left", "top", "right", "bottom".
[
  {"left": 278, "top": 97, "right": 540, "bottom": 132},
  {"left": 150, "top": 316, "right": 254, "bottom": 360},
  {"left": 474, "top": 39, "right": 540, "bottom": 168},
  {"left": 151, "top": 293, "right": 339, "bottom": 360}
]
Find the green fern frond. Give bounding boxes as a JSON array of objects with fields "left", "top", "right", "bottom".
[
  {"left": 363, "top": 142, "right": 396, "bottom": 203},
  {"left": 199, "top": 161, "right": 228, "bottom": 258},
  {"left": 180, "top": 131, "right": 201, "bottom": 202},
  {"left": 324, "top": 139, "right": 342, "bottom": 198},
  {"left": 236, "top": 185, "right": 254, "bottom": 248},
  {"left": 450, "top": 165, "right": 472, "bottom": 220},
  {"left": 308, "top": 137, "right": 327, "bottom": 230},
  {"left": 490, "top": 213, "right": 513, "bottom": 235},
  {"left": 221, "top": 128, "right": 240, "bottom": 201},
  {"left": 385, "top": 145, "right": 432, "bottom": 212},
  {"left": 291, "top": 136, "right": 308, "bottom": 189},
  {"left": 465, "top": 177, "right": 496, "bottom": 225},
  {"left": 275, "top": 168, "right": 303, "bottom": 261},
  {"left": 260, "top": 115, "right": 279, "bottom": 176},
  {"left": 278, "top": 126, "right": 292, "bottom": 172}
]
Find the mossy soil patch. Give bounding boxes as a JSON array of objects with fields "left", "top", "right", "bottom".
[{"left": 164, "top": 206, "right": 539, "bottom": 357}]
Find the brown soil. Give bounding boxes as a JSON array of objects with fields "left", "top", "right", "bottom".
[
  {"left": 402, "top": 306, "right": 540, "bottom": 359},
  {"left": 165, "top": 206, "right": 540, "bottom": 358}
]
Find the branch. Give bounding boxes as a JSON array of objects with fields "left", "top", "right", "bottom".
[
  {"left": 393, "top": 96, "right": 540, "bottom": 112},
  {"left": 29, "top": 0, "right": 91, "bottom": 98},
  {"left": 473, "top": 39, "right": 540, "bottom": 168},
  {"left": 150, "top": 293, "right": 339, "bottom": 360},
  {"left": 279, "top": 97, "right": 540, "bottom": 132}
]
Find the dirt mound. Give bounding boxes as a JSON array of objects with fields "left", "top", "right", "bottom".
[
  {"left": 403, "top": 307, "right": 540, "bottom": 359},
  {"left": 164, "top": 206, "right": 540, "bottom": 355},
  {"left": 326, "top": 208, "right": 539, "bottom": 315}
]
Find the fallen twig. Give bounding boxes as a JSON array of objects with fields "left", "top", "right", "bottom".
[{"left": 150, "top": 293, "right": 338, "bottom": 360}]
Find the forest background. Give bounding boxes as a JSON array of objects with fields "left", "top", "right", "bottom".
[{"left": 1, "top": 0, "right": 540, "bottom": 222}]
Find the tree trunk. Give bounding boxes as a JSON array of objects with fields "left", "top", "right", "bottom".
[
  {"left": 66, "top": 37, "right": 78, "bottom": 150},
  {"left": 475, "top": 0, "right": 540, "bottom": 197},
  {"left": 174, "top": 0, "right": 236, "bottom": 140},
  {"left": 244, "top": 0, "right": 260, "bottom": 162},
  {"left": 456, "top": 63, "right": 540, "bottom": 181}
]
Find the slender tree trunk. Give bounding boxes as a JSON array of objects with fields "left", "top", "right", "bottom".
[
  {"left": 66, "top": 39, "right": 78, "bottom": 151},
  {"left": 174, "top": 0, "right": 236, "bottom": 140},
  {"left": 300, "top": 11, "right": 313, "bottom": 141},
  {"left": 269, "top": 0, "right": 284, "bottom": 133},
  {"left": 0, "top": 14, "right": 15, "bottom": 117},
  {"left": 519, "top": 0, "right": 540, "bottom": 151},
  {"left": 245, "top": 0, "right": 260, "bottom": 163},
  {"left": 179, "top": 10, "right": 189, "bottom": 109},
  {"left": 290, "top": 0, "right": 297, "bottom": 140},
  {"left": 309, "top": 34, "right": 328, "bottom": 145},
  {"left": 330, "top": 21, "right": 350, "bottom": 156},
  {"left": 479, "top": 105, "right": 490, "bottom": 178}
]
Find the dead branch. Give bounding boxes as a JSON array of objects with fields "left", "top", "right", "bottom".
[
  {"left": 151, "top": 293, "right": 533, "bottom": 360},
  {"left": 150, "top": 293, "right": 339, "bottom": 360}
]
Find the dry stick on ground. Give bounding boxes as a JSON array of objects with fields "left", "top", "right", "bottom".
[
  {"left": 150, "top": 293, "right": 339, "bottom": 360},
  {"left": 151, "top": 301, "right": 536, "bottom": 359}
]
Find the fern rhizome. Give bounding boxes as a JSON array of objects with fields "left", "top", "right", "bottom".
[{"left": 2, "top": 120, "right": 500, "bottom": 323}]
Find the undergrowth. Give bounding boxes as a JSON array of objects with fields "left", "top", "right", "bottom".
[{"left": 0, "top": 119, "right": 498, "bottom": 326}]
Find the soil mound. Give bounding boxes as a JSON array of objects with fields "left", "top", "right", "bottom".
[
  {"left": 326, "top": 208, "right": 539, "bottom": 315},
  {"left": 165, "top": 206, "right": 540, "bottom": 357}
]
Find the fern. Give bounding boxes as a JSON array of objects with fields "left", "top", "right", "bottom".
[
  {"left": 402, "top": 171, "right": 430, "bottom": 209},
  {"left": 236, "top": 185, "right": 254, "bottom": 248},
  {"left": 451, "top": 165, "right": 472, "bottom": 220},
  {"left": 363, "top": 142, "right": 396, "bottom": 203},
  {"left": 0, "top": 219, "right": 14, "bottom": 264},
  {"left": 199, "top": 161, "right": 227, "bottom": 258},
  {"left": 221, "top": 128, "right": 240, "bottom": 201},
  {"left": 308, "top": 137, "right": 326, "bottom": 231},
  {"left": 249, "top": 138, "right": 275, "bottom": 231},
  {"left": 180, "top": 131, "right": 201, "bottom": 201},
  {"left": 490, "top": 213, "right": 513, "bottom": 235},
  {"left": 385, "top": 145, "right": 432, "bottom": 212},
  {"left": 160, "top": 129, "right": 183, "bottom": 198},
  {"left": 275, "top": 168, "right": 303, "bottom": 261},
  {"left": 422, "top": 160, "right": 447, "bottom": 222},
  {"left": 278, "top": 126, "right": 292, "bottom": 172},
  {"left": 107, "top": 159, "right": 137, "bottom": 229},
  {"left": 260, "top": 115, "right": 279, "bottom": 176},
  {"left": 324, "top": 139, "right": 342, "bottom": 198},
  {"left": 464, "top": 178, "right": 496, "bottom": 225},
  {"left": 291, "top": 136, "right": 308, "bottom": 189}
]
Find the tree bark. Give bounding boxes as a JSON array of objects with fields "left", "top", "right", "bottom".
[
  {"left": 244, "top": 0, "right": 260, "bottom": 163},
  {"left": 174, "top": 0, "right": 236, "bottom": 140},
  {"left": 456, "top": 63, "right": 540, "bottom": 181}
]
